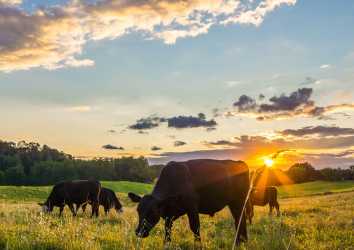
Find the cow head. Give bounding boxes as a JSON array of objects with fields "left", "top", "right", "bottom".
[{"left": 128, "top": 192, "right": 161, "bottom": 238}]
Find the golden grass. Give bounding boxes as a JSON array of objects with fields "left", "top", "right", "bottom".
[{"left": 0, "top": 191, "right": 353, "bottom": 249}]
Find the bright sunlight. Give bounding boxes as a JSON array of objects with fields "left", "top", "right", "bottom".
[{"left": 264, "top": 157, "right": 274, "bottom": 168}]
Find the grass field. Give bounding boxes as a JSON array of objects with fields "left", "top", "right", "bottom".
[
  {"left": 1, "top": 180, "right": 353, "bottom": 202},
  {"left": 0, "top": 181, "right": 353, "bottom": 249}
]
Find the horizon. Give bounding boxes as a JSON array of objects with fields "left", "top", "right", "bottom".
[{"left": 1, "top": 0, "right": 354, "bottom": 169}]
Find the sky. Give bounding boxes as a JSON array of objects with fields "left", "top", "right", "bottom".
[{"left": 1, "top": 0, "right": 354, "bottom": 169}]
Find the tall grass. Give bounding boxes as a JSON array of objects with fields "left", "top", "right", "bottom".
[{"left": 0, "top": 191, "right": 352, "bottom": 249}]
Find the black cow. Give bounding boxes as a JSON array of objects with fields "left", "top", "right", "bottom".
[
  {"left": 81, "top": 187, "right": 123, "bottom": 215},
  {"left": 246, "top": 186, "right": 280, "bottom": 224},
  {"left": 128, "top": 159, "right": 250, "bottom": 244},
  {"left": 39, "top": 180, "right": 101, "bottom": 217}
]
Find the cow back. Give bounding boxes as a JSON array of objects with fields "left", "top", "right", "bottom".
[
  {"left": 152, "top": 159, "right": 249, "bottom": 207},
  {"left": 50, "top": 180, "right": 101, "bottom": 205}
]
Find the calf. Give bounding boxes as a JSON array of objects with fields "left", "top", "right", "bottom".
[
  {"left": 81, "top": 187, "right": 123, "bottom": 215},
  {"left": 246, "top": 186, "right": 280, "bottom": 224},
  {"left": 39, "top": 180, "right": 101, "bottom": 217}
]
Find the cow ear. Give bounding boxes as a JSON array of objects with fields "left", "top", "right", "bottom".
[{"left": 128, "top": 192, "right": 142, "bottom": 203}]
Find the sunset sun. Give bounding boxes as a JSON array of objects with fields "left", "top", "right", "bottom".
[{"left": 264, "top": 158, "right": 274, "bottom": 168}]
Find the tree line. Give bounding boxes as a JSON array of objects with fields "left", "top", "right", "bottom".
[
  {"left": 254, "top": 162, "right": 354, "bottom": 187},
  {"left": 0, "top": 140, "right": 162, "bottom": 185}
]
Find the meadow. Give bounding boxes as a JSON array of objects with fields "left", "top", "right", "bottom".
[{"left": 0, "top": 181, "right": 353, "bottom": 250}]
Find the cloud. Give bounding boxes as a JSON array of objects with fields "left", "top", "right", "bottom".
[
  {"left": 129, "top": 113, "right": 216, "bottom": 130},
  {"left": 259, "top": 88, "right": 313, "bottom": 112},
  {"left": 230, "top": 88, "right": 354, "bottom": 120},
  {"left": 64, "top": 57, "right": 95, "bottom": 68},
  {"left": 303, "top": 150, "right": 354, "bottom": 159},
  {"left": 66, "top": 105, "right": 93, "bottom": 112},
  {"left": 222, "top": 0, "right": 296, "bottom": 26},
  {"left": 174, "top": 140, "right": 187, "bottom": 147},
  {"left": 107, "top": 129, "right": 116, "bottom": 133},
  {"left": 129, "top": 116, "right": 165, "bottom": 130},
  {"left": 225, "top": 80, "right": 240, "bottom": 87},
  {"left": 102, "top": 144, "right": 124, "bottom": 150},
  {"left": 204, "top": 139, "right": 239, "bottom": 147},
  {"left": 233, "top": 95, "right": 257, "bottom": 112},
  {"left": 301, "top": 77, "right": 320, "bottom": 85},
  {"left": 301, "top": 150, "right": 354, "bottom": 168},
  {"left": 0, "top": 0, "right": 297, "bottom": 72},
  {"left": 167, "top": 113, "right": 217, "bottom": 129},
  {"left": 320, "top": 64, "right": 331, "bottom": 69},
  {"left": 151, "top": 146, "right": 162, "bottom": 151},
  {"left": 0, "top": 0, "right": 21, "bottom": 5},
  {"left": 279, "top": 126, "right": 354, "bottom": 137}
]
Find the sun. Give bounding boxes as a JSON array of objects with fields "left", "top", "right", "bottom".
[{"left": 264, "top": 158, "right": 274, "bottom": 168}]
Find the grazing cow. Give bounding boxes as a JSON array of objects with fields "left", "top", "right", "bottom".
[
  {"left": 245, "top": 186, "right": 280, "bottom": 224},
  {"left": 81, "top": 187, "right": 123, "bottom": 215},
  {"left": 39, "top": 180, "right": 101, "bottom": 217},
  {"left": 128, "top": 159, "right": 250, "bottom": 244}
]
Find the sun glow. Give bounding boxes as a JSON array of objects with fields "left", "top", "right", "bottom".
[{"left": 264, "top": 157, "right": 274, "bottom": 168}]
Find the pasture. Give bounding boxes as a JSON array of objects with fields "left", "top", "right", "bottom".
[{"left": 0, "top": 181, "right": 353, "bottom": 249}]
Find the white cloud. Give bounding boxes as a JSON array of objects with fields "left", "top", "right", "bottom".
[
  {"left": 66, "top": 106, "right": 93, "bottom": 112},
  {"left": 65, "top": 57, "right": 95, "bottom": 68},
  {"left": 225, "top": 80, "right": 241, "bottom": 87},
  {"left": 0, "top": 0, "right": 21, "bottom": 5},
  {"left": 320, "top": 64, "right": 331, "bottom": 69},
  {"left": 0, "top": 0, "right": 297, "bottom": 72}
]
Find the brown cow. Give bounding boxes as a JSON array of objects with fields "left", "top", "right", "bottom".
[{"left": 246, "top": 186, "right": 280, "bottom": 224}]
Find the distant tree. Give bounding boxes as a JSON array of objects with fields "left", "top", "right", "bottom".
[{"left": 286, "top": 162, "right": 319, "bottom": 183}]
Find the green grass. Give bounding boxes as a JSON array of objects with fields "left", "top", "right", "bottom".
[
  {"left": 1, "top": 180, "right": 353, "bottom": 203},
  {"left": 277, "top": 181, "right": 354, "bottom": 198},
  {"left": 101, "top": 181, "right": 152, "bottom": 194}
]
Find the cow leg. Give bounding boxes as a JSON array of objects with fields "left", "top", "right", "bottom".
[
  {"left": 248, "top": 210, "right": 253, "bottom": 225},
  {"left": 91, "top": 203, "right": 99, "bottom": 218},
  {"left": 59, "top": 206, "right": 64, "bottom": 217},
  {"left": 164, "top": 217, "right": 174, "bottom": 243},
  {"left": 68, "top": 203, "right": 77, "bottom": 216},
  {"left": 82, "top": 204, "right": 87, "bottom": 214},
  {"left": 104, "top": 207, "right": 109, "bottom": 216},
  {"left": 269, "top": 204, "right": 273, "bottom": 216},
  {"left": 187, "top": 211, "right": 201, "bottom": 242},
  {"left": 275, "top": 201, "right": 280, "bottom": 216},
  {"left": 229, "top": 202, "right": 247, "bottom": 244}
]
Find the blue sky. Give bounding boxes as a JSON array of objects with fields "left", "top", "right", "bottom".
[{"left": 1, "top": 0, "right": 354, "bottom": 168}]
